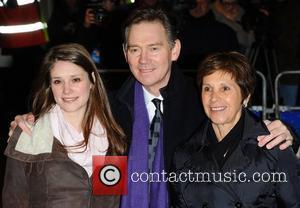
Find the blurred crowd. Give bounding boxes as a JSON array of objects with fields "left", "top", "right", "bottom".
[
  {"left": 1, "top": 0, "right": 300, "bottom": 111},
  {"left": 2, "top": 0, "right": 299, "bottom": 67}
]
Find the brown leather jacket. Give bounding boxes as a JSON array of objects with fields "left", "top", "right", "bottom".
[{"left": 2, "top": 127, "right": 120, "bottom": 208}]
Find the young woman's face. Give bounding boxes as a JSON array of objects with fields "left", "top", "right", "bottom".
[
  {"left": 201, "top": 70, "right": 243, "bottom": 131},
  {"left": 50, "top": 61, "right": 92, "bottom": 118}
]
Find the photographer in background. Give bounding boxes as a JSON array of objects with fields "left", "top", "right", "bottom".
[
  {"left": 47, "top": 0, "right": 85, "bottom": 47},
  {"left": 77, "top": 0, "right": 128, "bottom": 69}
]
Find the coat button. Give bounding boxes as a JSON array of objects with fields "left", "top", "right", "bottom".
[
  {"left": 202, "top": 202, "right": 208, "bottom": 208},
  {"left": 235, "top": 202, "right": 242, "bottom": 208}
]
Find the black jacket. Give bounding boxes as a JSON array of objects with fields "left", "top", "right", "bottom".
[
  {"left": 109, "top": 64, "right": 205, "bottom": 171},
  {"left": 171, "top": 110, "right": 300, "bottom": 208}
]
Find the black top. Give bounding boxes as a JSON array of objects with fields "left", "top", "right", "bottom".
[
  {"left": 209, "top": 111, "right": 244, "bottom": 168},
  {"left": 171, "top": 109, "right": 300, "bottom": 207}
]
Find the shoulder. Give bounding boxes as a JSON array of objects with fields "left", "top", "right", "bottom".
[
  {"left": 113, "top": 76, "right": 135, "bottom": 102},
  {"left": 108, "top": 76, "right": 135, "bottom": 110},
  {"left": 168, "top": 66, "right": 200, "bottom": 99},
  {"left": 5, "top": 126, "right": 23, "bottom": 157},
  {"left": 5, "top": 115, "right": 54, "bottom": 160},
  {"left": 213, "top": 20, "right": 236, "bottom": 31},
  {"left": 256, "top": 146, "right": 299, "bottom": 183},
  {"left": 263, "top": 145, "right": 298, "bottom": 165}
]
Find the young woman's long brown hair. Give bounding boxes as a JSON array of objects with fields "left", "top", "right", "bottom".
[{"left": 31, "top": 43, "right": 126, "bottom": 155}]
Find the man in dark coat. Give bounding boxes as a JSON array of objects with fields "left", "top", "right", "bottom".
[{"left": 110, "top": 64, "right": 203, "bottom": 171}]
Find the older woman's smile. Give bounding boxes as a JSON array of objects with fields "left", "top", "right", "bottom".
[{"left": 202, "top": 70, "right": 243, "bottom": 139}]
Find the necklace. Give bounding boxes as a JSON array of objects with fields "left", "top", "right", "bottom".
[{"left": 223, "top": 149, "right": 229, "bottom": 158}]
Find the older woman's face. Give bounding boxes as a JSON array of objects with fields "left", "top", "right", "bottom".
[{"left": 201, "top": 70, "right": 243, "bottom": 130}]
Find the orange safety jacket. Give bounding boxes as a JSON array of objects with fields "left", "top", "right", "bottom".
[{"left": 0, "top": 0, "right": 48, "bottom": 48}]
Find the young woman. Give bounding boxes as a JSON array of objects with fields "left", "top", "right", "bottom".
[{"left": 3, "top": 43, "right": 126, "bottom": 208}]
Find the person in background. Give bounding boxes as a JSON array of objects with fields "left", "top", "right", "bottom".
[
  {"left": 178, "top": 0, "right": 239, "bottom": 69},
  {"left": 47, "top": 0, "right": 85, "bottom": 47},
  {"left": 171, "top": 51, "right": 300, "bottom": 207},
  {"left": 3, "top": 43, "right": 126, "bottom": 208},
  {"left": 269, "top": 0, "right": 300, "bottom": 106},
  {"left": 212, "top": 0, "right": 255, "bottom": 55},
  {"left": 8, "top": 8, "right": 295, "bottom": 208},
  {"left": 78, "top": 0, "right": 128, "bottom": 69}
]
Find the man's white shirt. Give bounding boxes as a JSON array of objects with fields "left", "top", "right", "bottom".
[{"left": 142, "top": 86, "right": 164, "bottom": 122}]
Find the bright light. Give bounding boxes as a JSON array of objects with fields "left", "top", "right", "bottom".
[
  {"left": 0, "top": 0, "right": 8, "bottom": 6},
  {"left": 17, "top": 0, "right": 35, "bottom": 6},
  {"left": 0, "top": 22, "right": 47, "bottom": 34}
]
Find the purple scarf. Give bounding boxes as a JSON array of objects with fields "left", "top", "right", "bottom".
[{"left": 121, "top": 81, "right": 168, "bottom": 208}]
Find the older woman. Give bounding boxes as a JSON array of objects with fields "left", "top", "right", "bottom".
[{"left": 171, "top": 52, "right": 300, "bottom": 207}]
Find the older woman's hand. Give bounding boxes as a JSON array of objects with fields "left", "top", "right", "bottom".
[{"left": 257, "top": 120, "right": 293, "bottom": 150}]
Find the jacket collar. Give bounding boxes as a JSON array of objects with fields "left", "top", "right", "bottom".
[
  {"left": 5, "top": 126, "right": 69, "bottom": 163},
  {"left": 225, "top": 109, "right": 269, "bottom": 171},
  {"left": 115, "top": 75, "right": 135, "bottom": 112},
  {"left": 242, "top": 109, "right": 270, "bottom": 143},
  {"left": 200, "top": 109, "right": 269, "bottom": 148},
  {"left": 189, "top": 109, "right": 270, "bottom": 171},
  {"left": 160, "top": 63, "right": 187, "bottom": 99}
]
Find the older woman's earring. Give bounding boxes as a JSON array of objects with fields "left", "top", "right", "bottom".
[
  {"left": 243, "top": 102, "right": 248, "bottom": 108},
  {"left": 91, "top": 72, "right": 96, "bottom": 83}
]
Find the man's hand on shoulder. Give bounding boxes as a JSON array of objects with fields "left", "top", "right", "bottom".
[
  {"left": 257, "top": 120, "right": 293, "bottom": 150},
  {"left": 8, "top": 113, "right": 35, "bottom": 138}
]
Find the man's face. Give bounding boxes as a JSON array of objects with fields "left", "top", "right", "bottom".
[
  {"left": 195, "top": 0, "right": 210, "bottom": 17},
  {"left": 124, "top": 21, "right": 180, "bottom": 96},
  {"left": 102, "top": 0, "right": 115, "bottom": 12}
]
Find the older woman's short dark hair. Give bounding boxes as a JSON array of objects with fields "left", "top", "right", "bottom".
[{"left": 197, "top": 51, "right": 256, "bottom": 101}]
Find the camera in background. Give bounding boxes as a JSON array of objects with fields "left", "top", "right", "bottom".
[{"left": 86, "top": 0, "right": 108, "bottom": 24}]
